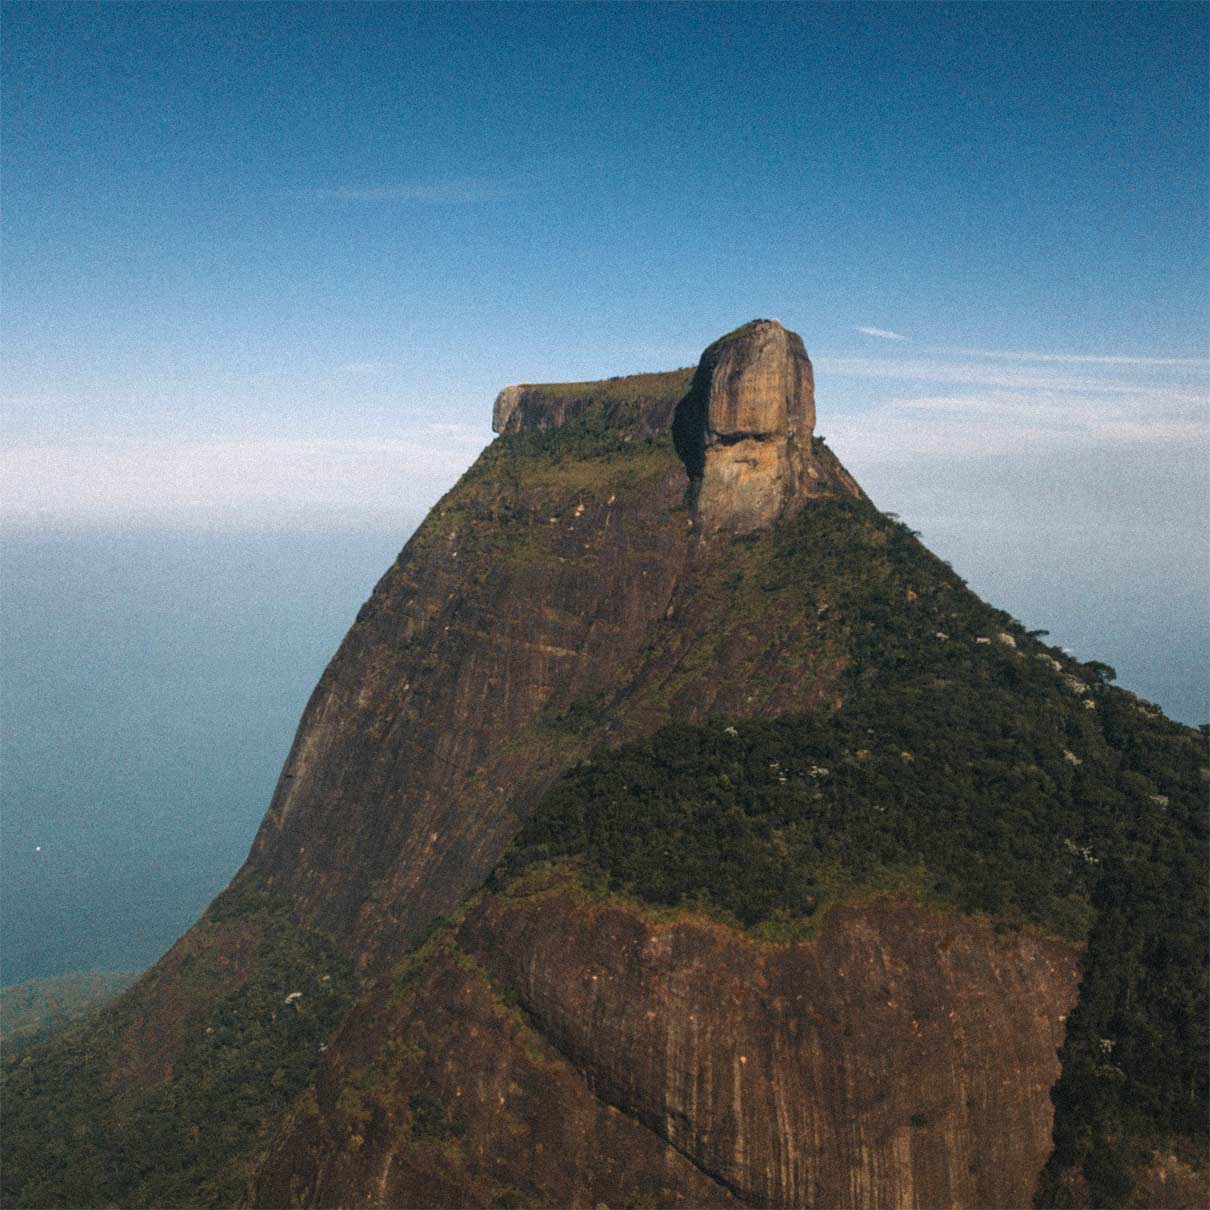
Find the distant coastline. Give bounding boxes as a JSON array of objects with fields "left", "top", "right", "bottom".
[{"left": 1, "top": 969, "right": 140, "bottom": 1057}]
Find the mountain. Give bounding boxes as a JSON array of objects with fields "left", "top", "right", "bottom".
[{"left": 3, "top": 320, "right": 1206, "bottom": 1209}]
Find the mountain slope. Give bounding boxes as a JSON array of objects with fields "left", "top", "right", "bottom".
[
  {"left": 3, "top": 320, "right": 1205, "bottom": 1209},
  {"left": 251, "top": 486, "right": 1206, "bottom": 1208}
]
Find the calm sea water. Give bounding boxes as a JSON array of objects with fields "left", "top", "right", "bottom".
[
  {"left": 0, "top": 526, "right": 409, "bottom": 986},
  {"left": 2, "top": 516, "right": 1205, "bottom": 987}
]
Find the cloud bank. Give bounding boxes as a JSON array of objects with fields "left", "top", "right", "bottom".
[
  {"left": 1, "top": 427, "right": 488, "bottom": 528},
  {"left": 819, "top": 350, "right": 1209, "bottom": 464}
]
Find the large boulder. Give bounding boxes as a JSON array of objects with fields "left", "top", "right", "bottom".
[{"left": 674, "top": 319, "right": 817, "bottom": 532}]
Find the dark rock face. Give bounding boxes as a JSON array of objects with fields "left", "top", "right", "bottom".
[
  {"left": 254, "top": 888, "right": 1081, "bottom": 1209},
  {"left": 464, "top": 891, "right": 1077, "bottom": 1209},
  {"left": 245, "top": 442, "right": 693, "bottom": 972}
]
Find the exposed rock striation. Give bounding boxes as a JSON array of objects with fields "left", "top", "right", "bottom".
[
  {"left": 255, "top": 887, "right": 1081, "bottom": 1209},
  {"left": 244, "top": 440, "right": 693, "bottom": 971}
]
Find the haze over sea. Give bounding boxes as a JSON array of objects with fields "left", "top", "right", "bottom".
[{"left": 0, "top": 527, "right": 403, "bottom": 985}]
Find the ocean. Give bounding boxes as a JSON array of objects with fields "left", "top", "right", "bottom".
[{"left": 0, "top": 525, "right": 408, "bottom": 986}]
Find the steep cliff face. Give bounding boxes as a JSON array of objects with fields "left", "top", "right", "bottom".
[
  {"left": 492, "top": 367, "right": 693, "bottom": 437},
  {"left": 245, "top": 432, "right": 691, "bottom": 971},
  {"left": 255, "top": 883, "right": 1080, "bottom": 1209},
  {"left": 674, "top": 319, "right": 822, "bottom": 533}
]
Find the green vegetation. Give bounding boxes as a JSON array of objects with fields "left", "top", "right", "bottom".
[
  {"left": 407, "top": 1088, "right": 466, "bottom": 1140},
  {"left": 470, "top": 414, "right": 679, "bottom": 482},
  {"left": 1, "top": 970, "right": 139, "bottom": 1058},
  {"left": 394, "top": 393, "right": 681, "bottom": 589},
  {"left": 507, "top": 367, "right": 693, "bottom": 409},
  {"left": 1, "top": 876, "right": 356, "bottom": 1209},
  {"left": 1038, "top": 802, "right": 1209, "bottom": 1207}
]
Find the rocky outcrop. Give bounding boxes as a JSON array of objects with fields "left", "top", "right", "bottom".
[
  {"left": 491, "top": 368, "right": 694, "bottom": 437},
  {"left": 490, "top": 323, "right": 856, "bottom": 537},
  {"left": 674, "top": 319, "right": 822, "bottom": 533},
  {"left": 254, "top": 887, "right": 1082, "bottom": 1208}
]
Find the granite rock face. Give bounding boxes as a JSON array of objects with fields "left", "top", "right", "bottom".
[
  {"left": 244, "top": 440, "right": 694, "bottom": 973},
  {"left": 493, "top": 320, "right": 852, "bottom": 535},
  {"left": 674, "top": 319, "right": 819, "bottom": 533},
  {"left": 242, "top": 326, "right": 858, "bottom": 975},
  {"left": 254, "top": 887, "right": 1082, "bottom": 1209}
]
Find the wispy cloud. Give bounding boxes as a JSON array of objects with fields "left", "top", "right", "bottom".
[
  {"left": 944, "top": 347, "right": 1210, "bottom": 367},
  {"left": 300, "top": 177, "right": 519, "bottom": 205},
  {"left": 819, "top": 347, "right": 1209, "bottom": 465},
  {"left": 855, "top": 326, "right": 907, "bottom": 341},
  {"left": 829, "top": 397, "right": 1208, "bottom": 465},
  {"left": 817, "top": 356, "right": 1208, "bottom": 399}
]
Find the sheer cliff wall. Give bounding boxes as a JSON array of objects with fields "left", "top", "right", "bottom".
[{"left": 254, "top": 885, "right": 1080, "bottom": 1209}]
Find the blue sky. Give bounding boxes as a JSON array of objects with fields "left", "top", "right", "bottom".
[{"left": 2, "top": 2, "right": 1207, "bottom": 711}]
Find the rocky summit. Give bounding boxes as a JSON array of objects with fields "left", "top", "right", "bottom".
[
  {"left": 675, "top": 318, "right": 819, "bottom": 533},
  {"left": 3, "top": 321, "right": 1206, "bottom": 1210}
]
